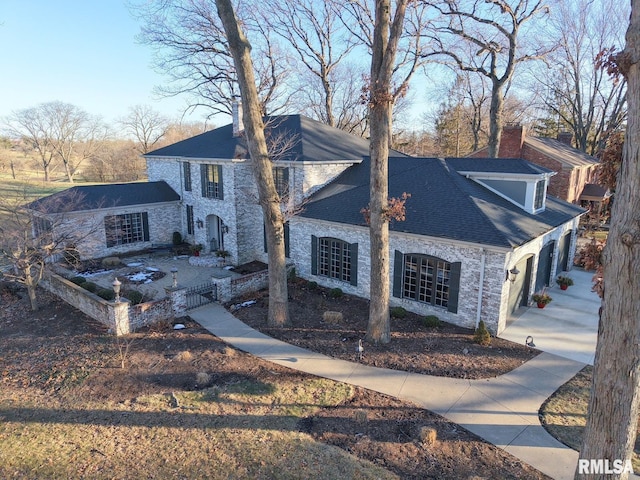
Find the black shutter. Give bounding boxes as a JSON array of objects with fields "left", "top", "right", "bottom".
[
  {"left": 142, "top": 212, "right": 150, "bottom": 241},
  {"left": 392, "top": 250, "right": 403, "bottom": 298},
  {"left": 447, "top": 262, "right": 462, "bottom": 314},
  {"left": 284, "top": 222, "right": 290, "bottom": 258},
  {"left": 283, "top": 167, "right": 289, "bottom": 194},
  {"left": 200, "top": 164, "right": 207, "bottom": 197},
  {"left": 311, "top": 235, "right": 318, "bottom": 275},
  {"left": 349, "top": 242, "right": 358, "bottom": 286},
  {"left": 217, "top": 165, "right": 224, "bottom": 200},
  {"left": 105, "top": 215, "right": 116, "bottom": 247}
]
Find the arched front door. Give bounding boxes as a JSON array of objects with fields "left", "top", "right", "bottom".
[{"left": 206, "top": 215, "right": 224, "bottom": 252}]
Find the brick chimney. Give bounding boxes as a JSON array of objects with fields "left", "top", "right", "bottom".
[
  {"left": 232, "top": 99, "right": 244, "bottom": 138},
  {"left": 498, "top": 124, "right": 525, "bottom": 158},
  {"left": 557, "top": 131, "right": 573, "bottom": 146}
]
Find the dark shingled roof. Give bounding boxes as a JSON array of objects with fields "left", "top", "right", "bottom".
[
  {"left": 28, "top": 181, "right": 180, "bottom": 213},
  {"left": 300, "top": 157, "right": 585, "bottom": 249},
  {"left": 146, "top": 114, "right": 406, "bottom": 162}
]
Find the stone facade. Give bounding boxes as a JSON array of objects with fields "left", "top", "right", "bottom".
[
  {"left": 55, "top": 202, "right": 181, "bottom": 260},
  {"left": 145, "top": 156, "right": 356, "bottom": 267},
  {"left": 289, "top": 215, "right": 580, "bottom": 335}
]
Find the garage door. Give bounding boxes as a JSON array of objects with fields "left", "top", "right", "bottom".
[
  {"left": 535, "top": 241, "right": 555, "bottom": 293},
  {"left": 508, "top": 256, "right": 533, "bottom": 316},
  {"left": 557, "top": 231, "right": 572, "bottom": 273}
]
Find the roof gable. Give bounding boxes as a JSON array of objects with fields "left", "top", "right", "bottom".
[{"left": 300, "top": 157, "right": 584, "bottom": 248}]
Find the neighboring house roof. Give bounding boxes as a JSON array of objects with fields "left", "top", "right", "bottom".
[
  {"left": 300, "top": 157, "right": 585, "bottom": 249},
  {"left": 524, "top": 137, "right": 599, "bottom": 169},
  {"left": 145, "top": 114, "right": 407, "bottom": 162},
  {"left": 28, "top": 181, "right": 180, "bottom": 213}
]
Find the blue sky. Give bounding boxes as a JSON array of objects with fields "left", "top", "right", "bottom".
[{"left": 0, "top": 1, "right": 197, "bottom": 124}]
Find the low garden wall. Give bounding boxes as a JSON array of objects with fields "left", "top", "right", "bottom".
[
  {"left": 212, "top": 269, "right": 269, "bottom": 303},
  {"left": 41, "top": 273, "right": 186, "bottom": 335}
]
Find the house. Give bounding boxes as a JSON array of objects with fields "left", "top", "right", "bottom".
[
  {"left": 32, "top": 113, "right": 584, "bottom": 335},
  {"left": 469, "top": 124, "right": 602, "bottom": 205},
  {"left": 27, "top": 181, "right": 181, "bottom": 260},
  {"left": 289, "top": 156, "right": 583, "bottom": 334}
]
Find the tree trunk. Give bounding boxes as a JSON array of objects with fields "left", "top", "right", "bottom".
[
  {"left": 487, "top": 82, "right": 504, "bottom": 158},
  {"left": 576, "top": 6, "right": 640, "bottom": 479},
  {"left": 365, "top": 0, "right": 407, "bottom": 345},
  {"left": 216, "top": 0, "right": 290, "bottom": 327}
]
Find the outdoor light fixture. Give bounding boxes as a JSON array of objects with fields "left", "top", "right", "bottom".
[
  {"left": 507, "top": 267, "right": 520, "bottom": 283},
  {"left": 112, "top": 277, "right": 121, "bottom": 303},
  {"left": 196, "top": 219, "right": 204, "bottom": 229},
  {"left": 171, "top": 268, "right": 178, "bottom": 288}
]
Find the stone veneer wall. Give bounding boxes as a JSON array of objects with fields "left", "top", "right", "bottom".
[
  {"left": 41, "top": 273, "right": 187, "bottom": 335},
  {"left": 288, "top": 218, "right": 509, "bottom": 333},
  {"left": 60, "top": 202, "right": 181, "bottom": 260},
  {"left": 212, "top": 269, "right": 270, "bottom": 303}
]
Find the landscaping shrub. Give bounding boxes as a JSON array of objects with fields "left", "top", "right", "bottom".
[
  {"left": 422, "top": 315, "right": 441, "bottom": 328},
  {"left": 329, "top": 288, "right": 343, "bottom": 298},
  {"left": 307, "top": 280, "right": 318, "bottom": 290},
  {"left": 172, "top": 231, "right": 183, "bottom": 245},
  {"left": 474, "top": 320, "right": 491, "bottom": 346},
  {"left": 97, "top": 288, "right": 116, "bottom": 301},
  {"left": 82, "top": 281, "right": 98, "bottom": 293},
  {"left": 125, "top": 290, "right": 145, "bottom": 305},
  {"left": 390, "top": 306, "right": 407, "bottom": 318},
  {"left": 287, "top": 267, "right": 297, "bottom": 281},
  {"left": 69, "top": 276, "right": 86, "bottom": 286}
]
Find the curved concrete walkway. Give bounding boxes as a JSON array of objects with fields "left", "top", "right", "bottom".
[{"left": 190, "top": 303, "right": 585, "bottom": 480}]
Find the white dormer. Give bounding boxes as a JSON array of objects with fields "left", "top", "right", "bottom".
[{"left": 458, "top": 170, "right": 555, "bottom": 214}]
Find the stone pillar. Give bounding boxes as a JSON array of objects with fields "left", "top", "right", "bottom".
[
  {"left": 166, "top": 286, "right": 187, "bottom": 317},
  {"left": 109, "top": 300, "right": 131, "bottom": 336}
]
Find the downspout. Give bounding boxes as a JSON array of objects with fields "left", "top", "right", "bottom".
[{"left": 475, "top": 249, "right": 486, "bottom": 329}]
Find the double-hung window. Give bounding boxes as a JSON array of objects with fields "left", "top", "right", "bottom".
[{"left": 200, "top": 164, "right": 223, "bottom": 199}]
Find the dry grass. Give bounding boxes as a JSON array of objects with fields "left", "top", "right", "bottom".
[
  {"left": 540, "top": 366, "right": 640, "bottom": 472},
  {"left": 0, "top": 380, "right": 395, "bottom": 480}
]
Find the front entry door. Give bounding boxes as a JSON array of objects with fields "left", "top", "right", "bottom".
[{"left": 207, "top": 215, "right": 223, "bottom": 252}]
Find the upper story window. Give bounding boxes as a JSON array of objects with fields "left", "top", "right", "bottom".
[
  {"left": 183, "top": 162, "right": 192, "bottom": 191},
  {"left": 534, "top": 180, "right": 545, "bottom": 210},
  {"left": 105, "top": 212, "right": 149, "bottom": 247},
  {"left": 393, "top": 251, "right": 461, "bottom": 313},
  {"left": 311, "top": 235, "right": 358, "bottom": 286},
  {"left": 200, "top": 164, "right": 223, "bottom": 199},
  {"left": 273, "top": 167, "right": 289, "bottom": 197}
]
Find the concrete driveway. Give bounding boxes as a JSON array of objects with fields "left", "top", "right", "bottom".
[{"left": 500, "top": 268, "right": 600, "bottom": 365}]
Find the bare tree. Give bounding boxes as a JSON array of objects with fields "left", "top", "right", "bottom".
[
  {"left": 261, "top": 0, "right": 361, "bottom": 130},
  {"left": 215, "top": 0, "right": 290, "bottom": 327},
  {"left": 423, "top": 0, "right": 552, "bottom": 157},
  {"left": 119, "top": 104, "right": 170, "bottom": 154},
  {"left": 131, "top": 0, "right": 291, "bottom": 119},
  {"left": 0, "top": 190, "right": 99, "bottom": 311},
  {"left": 3, "top": 105, "right": 58, "bottom": 181},
  {"left": 37, "top": 102, "right": 109, "bottom": 183},
  {"left": 365, "top": 0, "right": 408, "bottom": 344},
  {"left": 575, "top": 5, "right": 640, "bottom": 478},
  {"left": 531, "top": 0, "right": 628, "bottom": 155}
]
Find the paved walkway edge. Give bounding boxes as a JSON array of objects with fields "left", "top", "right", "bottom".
[{"left": 190, "top": 303, "right": 586, "bottom": 480}]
